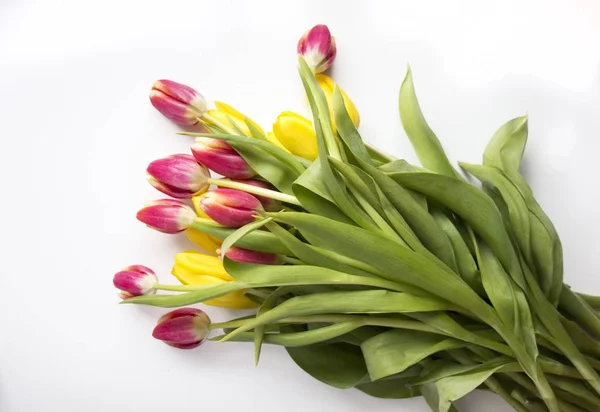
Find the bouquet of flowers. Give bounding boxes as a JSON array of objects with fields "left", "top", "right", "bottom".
[{"left": 113, "top": 24, "right": 600, "bottom": 412}]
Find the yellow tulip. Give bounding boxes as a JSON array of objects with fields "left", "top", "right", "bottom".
[
  {"left": 316, "top": 74, "right": 360, "bottom": 129},
  {"left": 272, "top": 112, "right": 318, "bottom": 161},
  {"left": 204, "top": 101, "right": 265, "bottom": 137},
  {"left": 172, "top": 251, "right": 258, "bottom": 309}
]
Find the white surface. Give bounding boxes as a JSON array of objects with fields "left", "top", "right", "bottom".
[{"left": 1, "top": 1, "right": 599, "bottom": 411}]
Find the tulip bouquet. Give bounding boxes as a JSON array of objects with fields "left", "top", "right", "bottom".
[{"left": 114, "top": 24, "right": 600, "bottom": 411}]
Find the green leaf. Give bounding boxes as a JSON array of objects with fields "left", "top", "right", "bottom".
[
  {"left": 220, "top": 289, "right": 457, "bottom": 343},
  {"left": 358, "top": 165, "right": 458, "bottom": 269},
  {"left": 245, "top": 118, "right": 268, "bottom": 141},
  {"left": 483, "top": 116, "right": 528, "bottom": 173},
  {"left": 218, "top": 321, "right": 366, "bottom": 348},
  {"left": 284, "top": 327, "right": 368, "bottom": 389},
  {"left": 429, "top": 207, "right": 479, "bottom": 290},
  {"left": 356, "top": 366, "right": 423, "bottom": 399},
  {"left": 331, "top": 86, "right": 373, "bottom": 166},
  {"left": 222, "top": 259, "right": 406, "bottom": 292},
  {"left": 386, "top": 172, "right": 522, "bottom": 287},
  {"left": 191, "top": 221, "right": 292, "bottom": 255},
  {"left": 434, "top": 360, "right": 510, "bottom": 411},
  {"left": 460, "top": 163, "right": 533, "bottom": 266},
  {"left": 361, "top": 329, "right": 463, "bottom": 381},
  {"left": 268, "top": 212, "right": 496, "bottom": 324},
  {"left": 399, "top": 66, "right": 457, "bottom": 178},
  {"left": 265, "top": 220, "right": 380, "bottom": 278},
  {"left": 292, "top": 159, "right": 355, "bottom": 224},
  {"left": 560, "top": 287, "right": 600, "bottom": 338},
  {"left": 220, "top": 217, "right": 272, "bottom": 257},
  {"left": 122, "top": 282, "right": 247, "bottom": 307},
  {"left": 299, "top": 59, "right": 378, "bottom": 231}
]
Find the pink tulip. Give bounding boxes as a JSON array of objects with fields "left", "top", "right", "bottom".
[
  {"left": 199, "top": 188, "right": 263, "bottom": 228},
  {"left": 150, "top": 79, "right": 207, "bottom": 126},
  {"left": 147, "top": 154, "right": 210, "bottom": 198},
  {"left": 231, "top": 179, "right": 282, "bottom": 212},
  {"left": 152, "top": 308, "right": 211, "bottom": 349},
  {"left": 191, "top": 138, "right": 255, "bottom": 179},
  {"left": 136, "top": 199, "right": 196, "bottom": 234},
  {"left": 221, "top": 246, "right": 282, "bottom": 265},
  {"left": 297, "top": 24, "right": 336, "bottom": 74},
  {"left": 113, "top": 265, "right": 158, "bottom": 299}
]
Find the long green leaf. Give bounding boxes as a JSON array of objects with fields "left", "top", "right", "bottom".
[
  {"left": 284, "top": 325, "right": 368, "bottom": 390},
  {"left": 220, "top": 289, "right": 457, "bottom": 342},
  {"left": 399, "top": 66, "right": 457, "bottom": 177},
  {"left": 362, "top": 329, "right": 463, "bottom": 381}
]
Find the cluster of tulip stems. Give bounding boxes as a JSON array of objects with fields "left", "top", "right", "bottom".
[{"left": 113, "top": 25, "right": 600, "bottom": 411}]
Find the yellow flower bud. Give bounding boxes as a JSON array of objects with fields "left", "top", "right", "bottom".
[
  {"left": 272, "top": 112, "right": 318, "bottom": 161},
  {"left": 205, "top": 101, "right": 265, "bottom": 137},
  {"left": 172, "top": 251, "right": 258, "bottom": 309},
  {"left": 316, "top": 74, "right": 360, "bottom": 129}
]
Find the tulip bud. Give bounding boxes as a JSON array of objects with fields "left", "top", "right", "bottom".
[
  {"left": 220, "top": 246, "right": 282, "bottom": 265},
  {"left": 191, "top": 138, "right": 256, "bottom": 179},
  {"left": 199, "top": 188, "right": 263, "bottom": 228},
  {"left": 152, "top": 308, "right": 211, "bottom": 349},
  {"left": 272, "top": 112, "right": 318, "bottom": 161},
  {"left": 172, "top": 251, "right": 258, "bottom": 309},
  {"left": 205, "top": 102, "right": 265, "bottom": 137},
  {"left": 136, "top": 199, "right": 196, "bottom": 234},
  {"left": 230, "top": 179, "right": 282, "bottom": 212},
  {"left": 113, "top": 265, "right": 158, "bottom": 299},
  {"left": 150, "top": 80, "right": 207, "bottom": 126},
  {"left": 147, "top": 154, "right": 210, "bottom": 198},
  {"left": 297, "top": 24, "right": 336, "bottom": 74}
]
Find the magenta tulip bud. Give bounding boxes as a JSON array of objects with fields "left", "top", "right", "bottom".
[
  {"left": 113, "top": 265, "right": 158, "bottom": 300},
  {"left": 220, "top": 246, "right": 282, "bottom": 265},
  {"left": 199, "top": 188, "right": 263, "bottom": 228},
  {"left": 231, "top": 179, "right": 282, "bottom": 212},
  {"left": 191, "top": 138, "right": 255, "bottom": 179},
  {"left": 136, "top": 199, "right": 196, "bottom": 234},
  {"left": 147, "top": 154, "right": 210, "bottom": 198},
  {"left": 297, "top": 24, "right": 337, "bottom": 74},
  {"left": 152, "top": 308, "right": 211, "bottom": 349},
  {"left": 149, "top": 79, "right": 207, "bottom": 126}
]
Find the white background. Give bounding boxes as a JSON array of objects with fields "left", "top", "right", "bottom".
[{"left": 1, "top": 1, "right": 599, "bottom": 411}]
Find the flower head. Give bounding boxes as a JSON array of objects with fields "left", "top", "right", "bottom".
[
  {"left": 191, "top": 138, "right": 255, "bottom": 179},
  {"left": 199, "top": 189, "right": 263, "bottom": 228},
  {"left": 204, "top": 102, "right": 265, "bottom": 137},
  {"left": 152, "top": 308, "right": 211, "bottom": 349},
  {"left": 230, "top": 179, "right": 282, "bottom": 212},
  {"left": 113, "top": 265, "right": 158, "bottom": 300},
  {"left": 297, "top": 24, "right": 336, "bottom": 74},
  {"left": 272, "top": 112, "right": 318, "bottom": 161},
  {"left": 147, "top": 154, "right": 210, "bottom": 198},
  {"left": 150, "top": 80, "right": 207, "bottom": 126},
  {"left": 172, "top": 251, "right": 258, "bottom": 309},
  {"left": 136, "top": 199, "right": 196, "bottom": 234}
]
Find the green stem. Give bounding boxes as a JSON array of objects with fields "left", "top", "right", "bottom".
[
  {"left": 207, "top": 178, "right": 302, "bottom": 206},
  {"left": 154, "top": 284, "right": 211, "bottom": 292}
]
